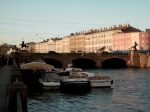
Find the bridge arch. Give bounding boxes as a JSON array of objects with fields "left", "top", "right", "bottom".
[
  {"left": 71, "top": 58, "right": 96, "bottom": 69},
  {"left": 102, "top": 58, "right": 127, "bottom": 68},
  {"left": 42, "top": 58, "right": 63, "bottom": 68}
]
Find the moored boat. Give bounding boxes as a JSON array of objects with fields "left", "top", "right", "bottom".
[
  {"left": 20, "top": 61, "right": 55, "bottom": 92},
  {"left": 58, "top": 71, "right": 90, "bottom": 93},
  {"left": 80, "top": 72, "right": 113, "bottom": 88},
  {"left": 39, "top": 71, "right": 60, "bottom": 91}
]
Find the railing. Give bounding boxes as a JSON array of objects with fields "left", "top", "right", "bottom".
[
  {"left": 88, "top": 76, "right": 110, "bottom": 80},
  {"left": 15, "top": 77, "right": 23, "bottom": 112},
  {"left": 8, "top": 58, "right": 28, "bottom": 112},
  {"left": 68, "top": 75, "right": 87, "bottom": 79},
  {"left": 17, "top": 92, "right": 23, "bottom": 112}
]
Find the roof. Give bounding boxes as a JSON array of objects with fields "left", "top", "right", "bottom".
[
  {"left": 26, "top": 42, "right": 36, "bottom": 45},
  {"left": 20, "top": 62, "right": 54, "bottom": 70}
]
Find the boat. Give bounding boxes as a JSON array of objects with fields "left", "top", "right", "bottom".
[
  {"left": 58, "top": 70, "right": 90, "bottom": 92},
  {"left": 79, "top": 72, "right": 113, "bottom": 88},
  {"left": 39, "top": 70, "right": 60, "bottom": 91},
  {"left": 59, "top": 67, "right": 113, "bottom": 88},
  {"left": 20, "top": 61, "right": 56, "bottom": 92}
]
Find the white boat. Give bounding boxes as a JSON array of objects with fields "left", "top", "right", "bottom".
[
  {"left": 39, "top": 71, "right": 60, "bottom": 91},
  {"left": 80, "top": 72, "right": 113, "bottom": 88},
  {"left": 58, "top": 71, "right": 90, "bottom": 92}
]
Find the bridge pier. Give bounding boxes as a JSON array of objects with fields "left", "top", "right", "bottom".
[
  {"left": 130, "top": 50, "right": 140, "bottom": 67},
  {"left": 62, "top": 60, "right": 69, "bottom": 68},
  {"left": 96, "top": 60, "right": 102, "bottom": 68}
]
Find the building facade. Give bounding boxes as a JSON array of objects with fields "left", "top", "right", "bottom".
[
  {"left": 113, "top": 32, "right": 150, "bottom": 52},
  {"left": 26, "top": 42, "right": 36, "bottom": 53},
  {"left": 85, "top": 29, "right": 115, "bottom": 53},
  {"left": 25, "top": 24, "right": 150, "bottom": 54},
  {"left": 84, "top": 24, "right": 141, "bottom": 53},
  {"left": 61, "top": 36, "right": 70, "bottom": 53},
  {"left": 55, "top": 39, "right": 63, "bottom": 53},
  {"left": 70, "top": 34, "right": 79, "bottom": 53},
  {"left": 39, "top": 41, "right": 48, "bottom": 53},
  {"left": 34, "top": 39, "right": 55, "bottom": 53},
  {"left": 113, "top": 33, "right": 132, "bottom": 51},
  {"left": 139, "top": 32, "right": 150, "bottom": 51},
  {"left": 47, "top": 39, "right": 55, "bottom": 52}
]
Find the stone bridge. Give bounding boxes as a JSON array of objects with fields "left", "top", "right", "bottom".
[{"left": 18, "top": 52, "right": 131, "bottom": 68}]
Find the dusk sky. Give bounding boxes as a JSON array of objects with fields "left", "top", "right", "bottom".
[{"left": 0, "top": 0, "right": 150, "bottom": 45}]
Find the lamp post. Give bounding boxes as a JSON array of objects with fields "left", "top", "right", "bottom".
[{"left": 91, "top": 36, "right": 93, "bottom": 52}]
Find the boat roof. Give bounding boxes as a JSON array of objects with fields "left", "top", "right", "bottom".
[{"left": 20, "top": 62, "right": 54, "bottom": 70}]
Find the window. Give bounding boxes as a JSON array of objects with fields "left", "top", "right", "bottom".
[
  {"left": 142, "top": 34, "right": 144, "bottom": 37},
  {"left": 142, "top": 40, "right": 144, "bottom": 43}
]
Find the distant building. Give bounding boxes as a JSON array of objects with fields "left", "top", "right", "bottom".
[
  {"left": 34, "top": 39, "right": 55, "bottom": 53},
  {"left": 113, "top": 33, "right": 132, "bottom": 51},
  {"left": 146, "top": 29, "right": 150, "bottom": 32},
  {"left": 70, "top": 34, "right": 85, "bottom": 53},
  {"left": 139, "top": 32, "right": 150, "bottom": 50},
  {"left": 84, "top": 24, "right": 141, "bottom": 53},
  {"left": 113, "top": 32, "right": 150, "bottom": 51},
  {"left": 62, "top": 36, "right": 70, "bottom": 53},
  {"left": 55, "top": 39, "right": 62, "bottom": 53},
  {"left": 26, "top": 42, "right": 36, "bottom": 53},
  {"left": 30, "top": 24, "right": 145, "bottom": 53},
  {"left": 47, "top": 39, "right": 56, "bottom": 53}
]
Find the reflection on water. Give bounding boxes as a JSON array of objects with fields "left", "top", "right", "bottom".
[{"left": 28, "top": 68, "right": 150, "bottom": 112}]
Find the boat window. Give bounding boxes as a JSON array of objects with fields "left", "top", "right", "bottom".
[
  {"left": 58, "top": 71, "right": 70, "bottom": 76},
  {"left": 44, "top": 72, "right": 59, "bottom": 81}
]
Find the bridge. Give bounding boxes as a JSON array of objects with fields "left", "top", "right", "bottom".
[{"left": 17, "top": 51, "right": 131, "bottom": 69}]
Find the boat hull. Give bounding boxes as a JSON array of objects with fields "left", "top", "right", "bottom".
[
  {"left": 39, "top": 79, "right": 60, "bottom": 91},
  {"left": 90, "top": 80, "right": 113, "bottom": 88},
  {"left": 60, "top": 81, "right": 90, "bottom": 93}
]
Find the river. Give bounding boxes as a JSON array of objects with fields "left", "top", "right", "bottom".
[{"left": 28, "top": 68, "right": 150, "bottom": 112}]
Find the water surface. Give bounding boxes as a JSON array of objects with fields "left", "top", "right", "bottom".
[{"left": 28, "top": 68, "right": 150, "bottom": 112}]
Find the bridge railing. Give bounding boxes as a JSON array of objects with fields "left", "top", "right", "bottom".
[
  {"left": 8, "top": 58, "right": 28, "bottom": 112},
  {"left": 28, "top": 52, "right": 130, "bottom": 56}
]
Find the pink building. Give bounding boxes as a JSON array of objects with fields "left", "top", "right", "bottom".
[
  {"left": 139, "top": 32, "right": 150, "bottom": 51},
  {"left": 113, "top": 33, "right": 132, "bottom": 51},
  {"left": 113, "top": 32, "right": 150, "bottom": 52}
]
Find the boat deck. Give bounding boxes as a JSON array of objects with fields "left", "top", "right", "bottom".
[{"left": 88, "top": 76, "right": 110, "bottom": 80}]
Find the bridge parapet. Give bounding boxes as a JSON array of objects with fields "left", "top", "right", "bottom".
[
  {"left": 8, "top": 58, "right": 27, "bottom": 112},
  {"left": 16, "top": 51, "right": 150, "bottom": 68},
  {"left": 18, "top": 53, "right": 130, "bottom": 68}
]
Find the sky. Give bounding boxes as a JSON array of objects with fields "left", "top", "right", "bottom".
[{"left": 0, "top": 0, "right": 150, "bottom": 45}]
